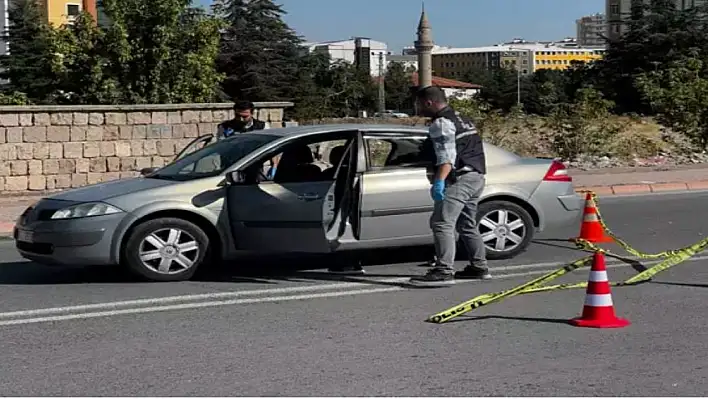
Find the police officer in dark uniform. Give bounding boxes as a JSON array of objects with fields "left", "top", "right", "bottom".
[
  {"left": 409, "top": 86, "right": 491, "bottom": 287},
  {"left": 216, "top": 100, "right": 269, "bottom": 138},
  {"left": 217, "top": 100, "right": 277, "bottom": 178}
]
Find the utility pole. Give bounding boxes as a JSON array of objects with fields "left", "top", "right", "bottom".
[
  {"left": 510, "top": 47, "right": 522, "bottom": 106},
  {"left": 516, "top": 55, "right": 521, "bottom": 106},
  {"left": 378, "top": 52, "right": 385, "bottom": 113}
]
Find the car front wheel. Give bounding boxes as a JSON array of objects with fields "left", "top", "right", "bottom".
[
  {"left": 476, "top": 200, "right": 534, "bottom": 260},
  {"left": 122, "top": 217, "right": 210, "bottom": 282}
]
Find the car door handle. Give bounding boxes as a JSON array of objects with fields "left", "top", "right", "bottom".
[{"left": 297, "top": 193, "right": 321, "bottom": 201}]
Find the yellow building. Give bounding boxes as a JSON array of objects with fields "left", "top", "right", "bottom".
[
  {"left": 431, "top": 44, "right": 604, "bottom": 78},
  {"left": 39, "top": 0, "right": 97, "bottom": 26},
  {"left": 532, "top": 47, "right": 603, "bottom": 71}
]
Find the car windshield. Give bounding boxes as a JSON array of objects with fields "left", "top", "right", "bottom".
[{"left": 148, "top": 133, "right": 280, "bottom": 181}]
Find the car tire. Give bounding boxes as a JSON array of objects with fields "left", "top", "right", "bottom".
[
  {"left": 474, "top": 200, "right": 534, "bottom": 260},
  {"left": 122, "top": 217, "right": 210, "bottom": 282}
]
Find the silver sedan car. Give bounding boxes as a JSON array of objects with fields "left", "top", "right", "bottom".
[{"left": 13, "top": 124, "right": 583, "bottom": 282}]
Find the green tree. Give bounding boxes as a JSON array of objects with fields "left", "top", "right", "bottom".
[
  {"left": 52, "top": 13, "right": 121, "bottom": 104},
  {"left": 522, "top": 69, "right": 569, "bottom": 115},
  {"left": 287, "top": 54, "right": 377, "bottom": 120},
  {"left": 164, "top": 8, "right": 225, "bottom": 103},
  {"left": 214, "top": 0, "right": 305, "bottom": 102},
  {"left": 96, "top": 0, "right": 223, "bottom": 104},
  {"left": 0, "top": 0, "right": 64, "bottom": 103},
  {"left": 320, "top": 60, "right": 377, "bottom": 117},
  {"left": 462, "top": 67, "right": 531, "bottom": 113},
  {"left": 384, "top": 61, "right": 413, "bottom": 112},
  {"left": 594, "top": 0, "right": 708, "bottom": 113},
  {"left": 635, "top": 56, "right": 708, "bottom": 149},
  {"left": 288, "top": 52, "right": 334, "bottom": 120}
]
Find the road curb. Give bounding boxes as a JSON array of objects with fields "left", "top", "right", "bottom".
[{"left": 574, "top": 180, "right": 708, "bottom": 195}]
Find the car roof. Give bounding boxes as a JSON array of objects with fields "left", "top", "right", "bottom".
[
  {"left": 246, "top": 123, "right": 522, "bottom": 162},
  {"left": 253, "top": 123, "right": 429, "bottom": 138}
]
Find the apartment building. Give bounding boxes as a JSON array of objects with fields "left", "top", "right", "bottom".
[
  {"left": 576, "top": 13, "right": 607, "bottom": 47},
  {"left": 37, "top": 0, "right": 98, "bottom": 26},
  {"left": 303, "top": 37, "right": 389, "bottom": 76},
  {"left": 606, "top": 0, "right": 707, "bottom": 41},
  {"left": 431, "top": 43, "right": 603, "bottom": 79},
  {"left": 432, "top": 46, "right": 518, "bottom": 80}
]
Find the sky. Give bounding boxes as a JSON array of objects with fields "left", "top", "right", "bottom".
[{"left": 197, "top": 0, "right": 605, "bottom": 52}]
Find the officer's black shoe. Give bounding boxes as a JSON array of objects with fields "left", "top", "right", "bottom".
[
  {"left": 409, "top": 268, "right": 455, "bottom": 287},
  {"left": 455, "top": 266, "right": 492, "bottom": 280}
]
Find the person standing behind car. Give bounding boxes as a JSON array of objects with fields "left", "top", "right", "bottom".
[
  {"left": 217, "top": 100, "right": 278, "bottom": 178},
  {"left": 408, "top": 86, "right": 491, "bottom": 287}
]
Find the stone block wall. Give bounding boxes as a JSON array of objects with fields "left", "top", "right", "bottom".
[{"left": 0, "top": 102, "right": 293, "bottom": 192}]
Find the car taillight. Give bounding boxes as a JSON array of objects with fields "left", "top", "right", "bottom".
[{"left": 543, "top": 160, "right": 572, "bottom": 182}]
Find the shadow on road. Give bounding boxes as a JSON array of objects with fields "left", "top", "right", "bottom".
[
  {"left": 0, "top": 239, "right": 655, "bottom": 288},
  {"left": 443, "top": 314, "right": 571, "bottom": 325},
  {"left": 650, "top": 281, "right": 708, "bottom": 288},
  {"left": 533, "top": 238, "right": 648, "bottom": 273},
  {"left": 0, "top": 245, "right": 441, "bottom": 287},
  {"left": 0, "top": 261, "right": 137, "bottom": 285}
]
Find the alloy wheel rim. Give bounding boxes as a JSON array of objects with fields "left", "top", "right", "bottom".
[
  {"left": 479, "top": 209, "right": 526, "bottom": 252},
  {"left": 138, "top": 228, "right": 200, "bottom": 274}
]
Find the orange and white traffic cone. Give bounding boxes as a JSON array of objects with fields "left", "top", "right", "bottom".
[
  {"left": 575, "top": 192, "right": 613, "bottom": 243},
  {"left": 569, "top": 251, "right": 630, "bottom": 329}
]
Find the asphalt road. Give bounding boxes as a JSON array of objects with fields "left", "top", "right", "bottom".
[{"left": 1, "top": 191, "right": 708, "bottom": 396}]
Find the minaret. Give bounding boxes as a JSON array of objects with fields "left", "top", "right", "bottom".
[{"left": 414, "top": 3, "right": 433, "bottom": 88}]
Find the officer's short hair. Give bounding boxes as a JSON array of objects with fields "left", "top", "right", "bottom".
[
  {"left": 233, "top": 100, "right": 255, "bottom": 112},
  {"left": 416, "top": 86, "right": 447, "bottom": 104}
]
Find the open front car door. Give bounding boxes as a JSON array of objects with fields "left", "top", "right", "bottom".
[{"left": 224, "top": 130, "right": 360, "bottom": 253}]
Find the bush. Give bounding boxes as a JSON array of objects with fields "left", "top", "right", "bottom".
[{"left": 298, "top": 100, "right": 684, "bottom": 163}]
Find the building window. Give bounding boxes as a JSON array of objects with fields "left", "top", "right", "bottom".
[
  {"left": 66, "top": 3, "right": 81, "bottom": 17},
  {"left": 610, "top": 4, "right": 619, "bottom": 14}
]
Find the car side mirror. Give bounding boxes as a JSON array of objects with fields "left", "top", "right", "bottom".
[
  {"left": 225, "top": 170, "right": 247, "bottom": 185},
  {"left": 140, "top": 167, "right": 158, "bottom": 176}
]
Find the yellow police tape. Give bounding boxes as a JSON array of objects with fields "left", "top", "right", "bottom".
[{"left": 426, "top": 190, "right": 708, "bottom": 324}]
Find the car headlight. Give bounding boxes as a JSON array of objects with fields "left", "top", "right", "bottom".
[{"left": 50, "top": 202, "right": 123, "bottom": 220}]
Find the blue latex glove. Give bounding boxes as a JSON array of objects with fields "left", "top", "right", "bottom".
[
  {"left": 266, "top": 166, "right": 277, "bottom": 179},
  {"left": 223, "top": 127, "right": 235, "bottom": 138},
  {"left": 430, "top": 179, "right": 445, "bottom": 202}
]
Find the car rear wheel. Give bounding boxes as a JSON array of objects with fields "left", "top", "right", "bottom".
[
  {"left": 476, "top": 200, "right": 534, "bottom": 260},
  {"left": 122, "top": 217, "right": 210, "bottom": 282}
]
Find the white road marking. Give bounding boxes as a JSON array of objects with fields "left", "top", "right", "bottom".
[
  {"left": 0, "top": 254, "right": 706, "bottom": 327},
  {"left": 0, "top": 287, "right": 403, "bottom": 327},
  {"left": 0, "top": 256, "right": 644, "bottom": 319},
  {"left": 0, "top": 258, "right": 576, "bottom": 319}
]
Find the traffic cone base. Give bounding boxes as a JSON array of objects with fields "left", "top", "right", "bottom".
[
  {"left": 575, "top": 193, "right": 614, "bottom": 243},
  {"left": 570, "top": 315, "right": 631, "bottom": 329},
  {"left": 570, "top": 252, "right": 630, "bottom": 329}
]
